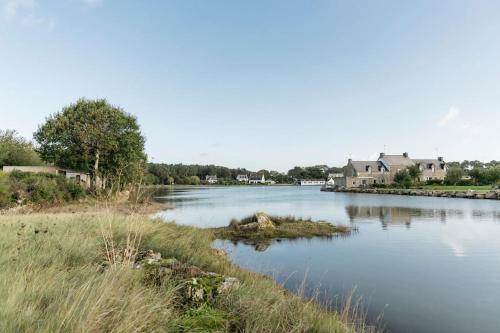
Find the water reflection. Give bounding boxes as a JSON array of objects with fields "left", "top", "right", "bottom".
[
  {"left": 345, "top": 205, "right": 500, "bottom": 229},
  {"left": 224, "top": 232, "right": 356, "bottom": 252}
]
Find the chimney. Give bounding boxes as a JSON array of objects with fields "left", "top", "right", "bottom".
[
  {"left": 379, "top": 152, "right": 385, "bottom": 159},
  {"left": 403, "top": 152, "right": 409, "bottom": 158}
]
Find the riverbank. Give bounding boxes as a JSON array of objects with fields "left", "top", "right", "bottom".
[
  {"left": 321, "top": 186, "right": 500, "bottom": 200},
  {"left": 0, "top": 204, "right": 376, "bottom": 333}
]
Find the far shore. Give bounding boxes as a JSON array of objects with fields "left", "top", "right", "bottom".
[{"left": 322, "top": 186, "right": 500, "bottom": 200}]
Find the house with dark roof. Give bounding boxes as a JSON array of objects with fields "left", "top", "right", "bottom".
[
  {"left": 248, "top": 174, "right": 265, "bottom": 184},
  {"left": 205, "top": 175, "right": 218, "bottom": 184},
  {"left": 331, "top": 152, "right": 447, "bottom": 188}
]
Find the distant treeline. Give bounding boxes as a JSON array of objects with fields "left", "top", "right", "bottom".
[
  {"left": 147, "top": 164, "right": 345, "bottom": 185},
  {"left": 446, "top": 160, "right": 500, "bottom": 186}
]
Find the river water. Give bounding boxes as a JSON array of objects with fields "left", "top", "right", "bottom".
[{"left": 155, "top": 185, "right": 500, "bottom": 333}]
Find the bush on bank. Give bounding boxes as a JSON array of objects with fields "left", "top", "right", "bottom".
[{"left": 0, "top": 171, "right": 87, "bottom": 209}]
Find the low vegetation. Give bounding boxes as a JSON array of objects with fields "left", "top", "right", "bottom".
[
  {"left": 0, "top": 210, "right": 375, "bottom": 333},
  {"left": 212, "top": 212, "right": 351, "bottom": 241},
  {"left": 0, "top": 170, "right": 86, "bottom": 209}
]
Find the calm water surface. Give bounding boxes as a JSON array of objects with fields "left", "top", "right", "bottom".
[{"left": 155, "top": 186, "right": 500, "bottom": 333}]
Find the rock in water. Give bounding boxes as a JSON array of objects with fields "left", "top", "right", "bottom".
[{"left": 255, "top": 212, "right": 275, "bottom": 230}]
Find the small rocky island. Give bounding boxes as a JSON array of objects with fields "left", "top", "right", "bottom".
[{"left": 212, "top": 212, "right": 351, "bottom": 242}]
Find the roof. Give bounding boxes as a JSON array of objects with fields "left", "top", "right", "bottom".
[
  {"left": 379, "top": 155, "right": 415, "bottom": 167},
  {"left": 350, "top": 161, "right": 383, "bottom": 173},
  {"left": 413, "top": 159, "right": 445, "bottom": 166},
  {"left": 249, "top": 174, "right": 263, "bottom": 180}
]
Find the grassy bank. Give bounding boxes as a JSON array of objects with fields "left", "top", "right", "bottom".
[
  {"left": 0, "top": 210, "right": 375, "bottom": 333},
  {"left": 213, "top": 213, "right": 350, "bottom": 241},
  {"left": 420, "top": 185, "right": 493, "bottom": 193}
]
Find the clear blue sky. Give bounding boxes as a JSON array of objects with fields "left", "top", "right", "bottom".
[{"left": 1, "top": 0, "right": 499, "bottom": 171}]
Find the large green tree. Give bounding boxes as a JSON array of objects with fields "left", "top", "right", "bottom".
[
  {"left": 394, "top": 169, "right": 412, "bottom": 188},
  {"left": 407, "top": 165, "right": 422, "bottom": 183},
  {"left": 0, "top": 129, "right": 42, "bottom": 168},
  {"left": 34, "top": 99, "right": 146, "bottom": 191},
  {"left": 444, "top": 167, "right": 464, "bottom": 185}
]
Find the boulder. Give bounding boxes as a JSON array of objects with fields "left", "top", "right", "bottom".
[
  {"left": 485, "top": 192, "right": 497, "bottom": 200},
  {"left": 217, "top": 276, "right": 241, "bottom": 294},
  {"left": 186, "top": 273, "right": 240, "bottom": 304},
  {"left": 255, "top": 212, "right": 275, "bottom": 230},
  {"left": 465, "top": 190, "right": 475, "bottom": 198}
]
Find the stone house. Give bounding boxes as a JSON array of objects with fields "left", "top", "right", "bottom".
[
  {"left": 332, "top": 152, "right": 447, "bottom": 188},
  {"left": 413, "top": 157, "right": 447, "bottom": 181}
]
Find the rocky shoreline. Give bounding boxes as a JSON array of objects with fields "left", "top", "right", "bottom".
[{"left": 321, "top": 187, "right": 500, "bottom": 200}]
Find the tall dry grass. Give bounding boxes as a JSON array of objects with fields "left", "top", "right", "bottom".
[{"left": 0, "top": 211, "right": 379, "bottom": 333}]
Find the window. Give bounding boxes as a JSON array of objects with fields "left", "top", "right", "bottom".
[
  {"left": 353, "top": 181, "right": 356, "bottom": 185},
  {"left": 374, "top": 180, "right": 377, "bottom": 184},
  {"left": 362, "top": 180, "right": 367, "bottom": 185}
]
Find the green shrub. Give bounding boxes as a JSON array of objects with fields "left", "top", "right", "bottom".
[
  {"left": 425, "top": 179, "right": 444, "bottom": 185},
  {"left": 0, "top": 172, "right": 11, "bottom": 208},
  {"left": 179, "top": 304, "right": 226, "bottom": 331},
  {"left": 394, "top": 169, "right": 412, "bottom": 188},
  {"left": 455, "top": 179, "right": 474, "bottom": 186},
  {"left": 5, "top": 171, "right": 87, "bottom": 206}
]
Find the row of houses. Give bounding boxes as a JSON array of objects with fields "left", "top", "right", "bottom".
[
  {"left": 207, "top": 174, "right": 328, "bottom": 186},
  {"left": 205, "top": 174, "right": 276, "bottom": 184},
  {"left": 330, "top": 152, "right": 447, "bottom": 188}
]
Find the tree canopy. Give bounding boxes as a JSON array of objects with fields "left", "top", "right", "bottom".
[
  {"left": 0, "top": 129, "right": 42, "bottom": 168},
  {"left": 34, "top": 99, "right": 146, "bottom": 190}
]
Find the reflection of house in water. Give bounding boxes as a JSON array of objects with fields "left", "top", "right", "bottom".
[
  {"left": 346, "top": 206, "right": 413, "bottom": 228},
  {"left": 345, "top": 206, "right": 465, "bottom": 228}
]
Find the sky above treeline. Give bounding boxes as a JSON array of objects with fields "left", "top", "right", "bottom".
[{"left": 1, "top": 0, "right": 499, "bottom": 172}]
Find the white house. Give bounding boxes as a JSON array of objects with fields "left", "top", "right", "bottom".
[
  {"left": 248, "top": 174, "right": 265, "bottom": 184},
  {"left": 205, "top": 175, "right": 218, "bottom": 184},
  {"left": 326, "top": 178, "right": 336, "bottom": 186},
  {"left": 236, "top": 174, "right": 249, "bottom": 182}
]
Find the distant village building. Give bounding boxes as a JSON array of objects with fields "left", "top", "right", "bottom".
[
  {"left": 248, "top": 174, "right": 265, "bottom": 184},
  {"left": 2, "top": 166, "right": 91, "bottom": 188},
  {"left": 236, "top": 174, "right": 249, "bottom": 182},
  {"left": 332, "top": 152, "right": 447, "bottom": 188},
  {"left": 326, "top": 177, "right": 336, "bottom": 186},
  {"left": 205, "top": 175, "right": 218, "bottom": 184},
  {"left": 298, "top": 179, "right": 326, "bottom": 186}
]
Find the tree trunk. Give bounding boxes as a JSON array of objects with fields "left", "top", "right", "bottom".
[{"left": 93, "top": 151, "right": 99, "bottom": 191}]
